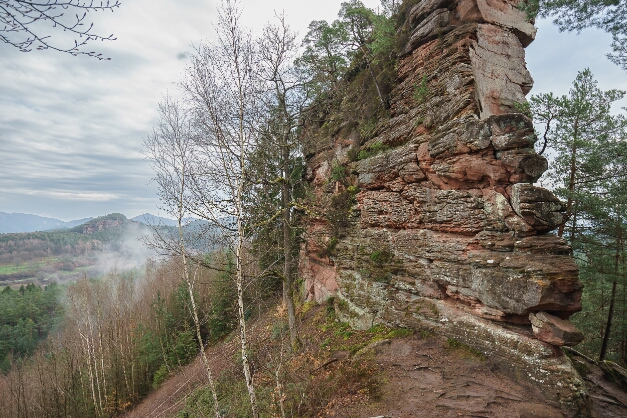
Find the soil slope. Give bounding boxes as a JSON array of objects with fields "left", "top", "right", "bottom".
[{"left": 125, "top": 304, "right": 627, "bottom": 417}]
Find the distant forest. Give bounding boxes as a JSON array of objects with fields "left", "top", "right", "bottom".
[{"left": 0, "top": 213, "right": 133, "bottom": 265}]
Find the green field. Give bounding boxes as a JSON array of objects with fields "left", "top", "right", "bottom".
[
  {"left": 0, "top": 264, "right": 30, "bottom": 275},
  {"left": 0, "top": 258, "right": 60, "bottom": 274},
  {"left": 0, "top": 257, "right": 90, "bottom": 287}
]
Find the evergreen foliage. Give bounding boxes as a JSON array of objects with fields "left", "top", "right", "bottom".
[
  {"left": 299, "top": 0, "right": 397, "bottom": 108},
  {"left": 521, "top": 0, "right": 627, "bottom": 70},
  {"left": 0, "top": 283, "right": 63, "bottom": 372},
  {"left": 530, "top": 69, "right": 627, "bottom": 362}
]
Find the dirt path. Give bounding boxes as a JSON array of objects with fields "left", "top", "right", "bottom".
[
  {"left": 334, "top": 337, "right": 563, "bottom": 418},
  {"left": 332, "top": 336, "right": 627, "bottom": 418}
]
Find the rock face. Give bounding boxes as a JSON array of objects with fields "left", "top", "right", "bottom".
[
  {"left": 299, "top": 0, "right": 590, "bottom": 415},
  {"left": 82, "top": 219, "right": 123, "bottom": 234}
]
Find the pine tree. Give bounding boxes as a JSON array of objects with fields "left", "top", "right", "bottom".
[{"left": 530, "top": 69, "right": 627, "bottom": 360}]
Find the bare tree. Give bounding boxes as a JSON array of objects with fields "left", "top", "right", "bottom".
[
  {"left": 181, "top": 1, "right": 261, "bottom": 415},
  {"left": 143, "top": 96, "right": 222, "bottom": 418},
  {"left": 1, "top": 0, "right": 120, "bottom": 59}
]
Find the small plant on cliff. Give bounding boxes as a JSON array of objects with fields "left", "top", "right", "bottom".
[
  {"left": 331, "top": 161, "right": 348, "bottom": 182},
  {"left": 367, "top": 249, "right": 396, "bottom": 283},
  {"left": 413, "top": 74, "right": 429, "bottom": 104},
  {"left": 317, "top": 236, "right": 339, "bottom": 258},
  {"left": 326, "top": 187, "right": 360, "bottom": 238},
  {"left": 359, "top": 117, "right": 378, "bottom": 140},
  {"left": 369, "top": 249, "right": 393, "bottom": 266},
  {"left": 357, "top": 141, "right": 389, "bottom": 160}
]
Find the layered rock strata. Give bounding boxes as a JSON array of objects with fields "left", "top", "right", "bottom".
[{"left": 300, "top": 0, "right": 591, "bottom": 415}]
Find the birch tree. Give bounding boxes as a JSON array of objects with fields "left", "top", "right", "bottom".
[
  {"left": 181, "top": 1, "right": 260, "bottom": 415},
  {"left": 143, "top": 97, "right": 221, "bottom": 417}
]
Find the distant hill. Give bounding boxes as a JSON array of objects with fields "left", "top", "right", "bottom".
[
  {"left": 0, "top": 213, "right": 154, "bottom": 286},
  {"left": 131, "top": 213, "right": 179, "bottom": 227},
  {"left": 0, "top": 212, "right": 92, "bottom": 234}
]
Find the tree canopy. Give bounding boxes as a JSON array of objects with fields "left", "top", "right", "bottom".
[
  {"left": 530, "top": 69, "right": 627, "bottom": 361},
  {"left": 522, "top": 0, "right": 627, "bottom": 70}
]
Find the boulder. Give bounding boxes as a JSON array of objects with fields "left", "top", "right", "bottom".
[{"left": 599, "top": 360, "right": 627, "bottom": 391}]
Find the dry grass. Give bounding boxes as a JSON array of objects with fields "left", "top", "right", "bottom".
[{"left": 126, "top": 300, "right": 412, "bottom": 417}]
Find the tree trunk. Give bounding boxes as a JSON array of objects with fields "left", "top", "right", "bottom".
[
  {"left": 281, "top": 139, "right": 298, "bottom": 348},
  {"left": 558, "top": 120, "right": 578, "bottom": 238},
  {"left": 600, "top": 230, "right": 622, "bottom": 360},
  {"left": 237, "top": 94, "right": 258, "bottom": 417},
  {"left": 600, "top": 278, "right": 618, "bottom": 360},
  {"left": 235, "top": 236, "right": 258, "bottom": 418},
  {"left": 359, "top": 45, "right": 385, "bottom": 108},
  {"left": 179, "top": 195, "right": 221, "bottom": 417}
]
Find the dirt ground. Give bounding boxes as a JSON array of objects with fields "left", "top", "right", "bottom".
[{"left": 334, "top": 337, "right": 566, "bottom": 418}]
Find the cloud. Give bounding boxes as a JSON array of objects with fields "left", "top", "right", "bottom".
[{"left": 0, "top": 1, "right": 624, "bottom": 222}]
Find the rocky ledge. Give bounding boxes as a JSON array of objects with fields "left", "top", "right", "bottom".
[{"left": 299, "top": 0, "right": 592, "bottom": 416}]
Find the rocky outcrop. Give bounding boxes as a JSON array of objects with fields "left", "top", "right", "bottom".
[
  {"left": 82, "top": 219, "right": 122, "bottom": 234},
  {"left": 299, "top": 0, "right": 590, "bottom": 415}
]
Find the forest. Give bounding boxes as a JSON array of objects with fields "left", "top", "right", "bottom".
[
  {"left": 0, "top": 214, "right": 152, "bottom": 286},
  {"left": 0, "top": 0, "right": 626, "bottom": 417},
  {"left": 0, "top": 213, "right": 135, "bottom": 265}
]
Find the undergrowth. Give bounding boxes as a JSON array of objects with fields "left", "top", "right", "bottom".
[{"left": 178, "top": 303, "right": 414, "bottom": 417}]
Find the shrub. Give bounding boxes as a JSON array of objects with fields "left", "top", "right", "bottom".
[
  {"left": 357, "top": 141, "right": 389, "bottom": 160},
  {"left": 331, "top": 162, "right": 347, "bottom": 182},
  {"left": 413, "top": 74, "right": 429, "bottom": 104}
]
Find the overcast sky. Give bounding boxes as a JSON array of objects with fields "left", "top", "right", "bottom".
[{"left": 1, "top": 0, "right": 626, "bottom": 221}]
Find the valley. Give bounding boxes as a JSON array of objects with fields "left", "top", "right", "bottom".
[{"left": 0, "top": 213, "right": 159, "bottom": 287}]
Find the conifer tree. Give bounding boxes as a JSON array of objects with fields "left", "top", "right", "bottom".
[
  {"left": 529, "top": 69, "right": 625, "bottom": 240},
  {"left": 530, "top": 69, "right": 627, "bottom": 360},
  {"left": 521, "top": 0, "right": 627, "bottom": 71}
]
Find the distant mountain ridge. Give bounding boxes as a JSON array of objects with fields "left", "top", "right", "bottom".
[
  {"left": 131, "top": 213, "right": 179, "bottom": 227},
  {"left": 0, "top": 212, "right": 93, "bottom": 234},
  {"left": 0, "top": 212, "right": 186, "bottom": 234}
]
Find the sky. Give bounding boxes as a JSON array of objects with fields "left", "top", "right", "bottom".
[{"left": 1, "top": 0, "right": 626, "bottom": 222}]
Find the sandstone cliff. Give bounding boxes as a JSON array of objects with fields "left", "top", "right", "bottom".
[{"left": 300, "top": 0, "right": 592, "bottom": 415}]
